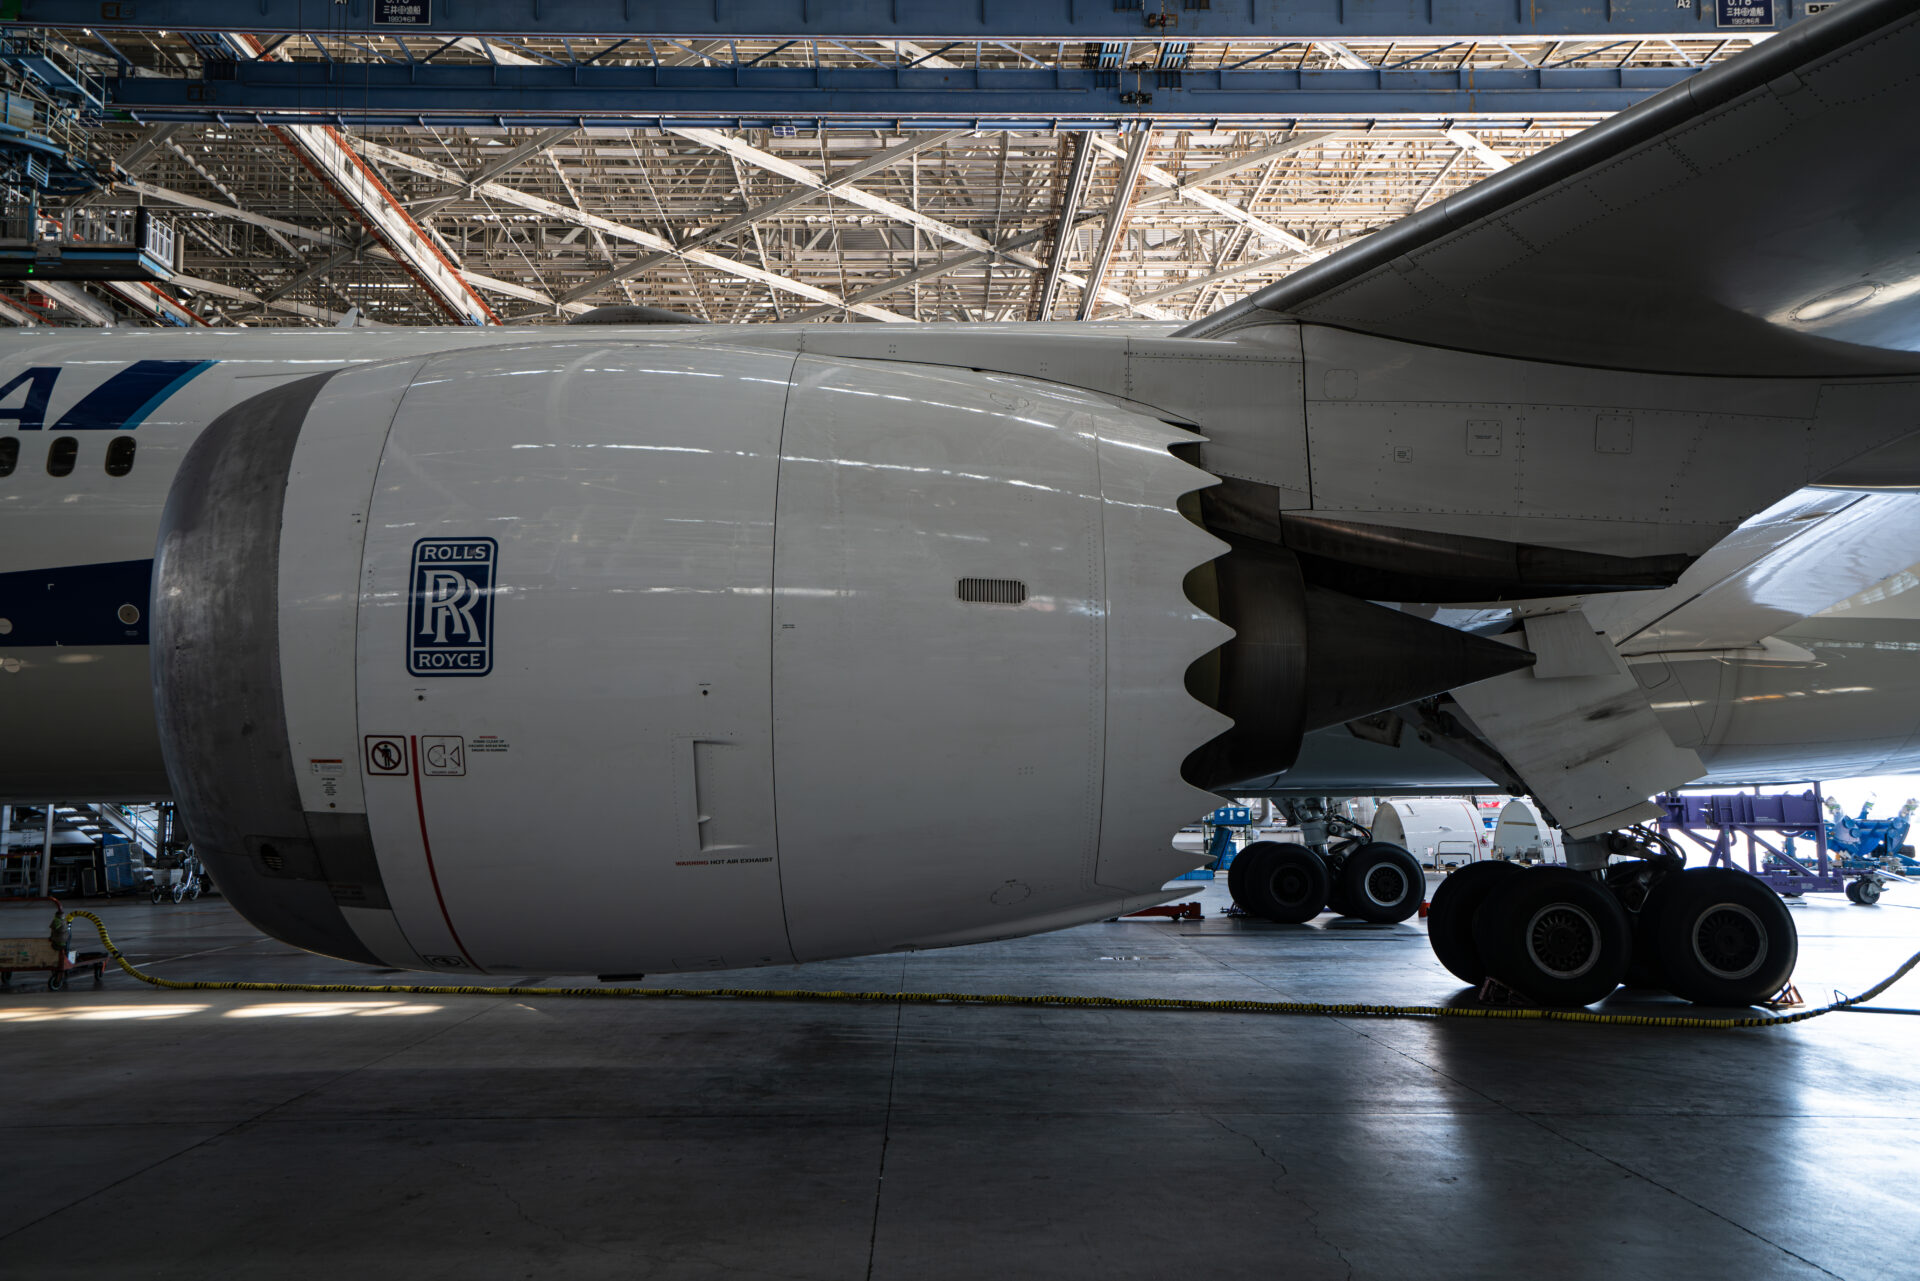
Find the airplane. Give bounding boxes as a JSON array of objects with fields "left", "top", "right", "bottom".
[{"left": 3, "top": 0, "right": 1920, "bottom": 1009}]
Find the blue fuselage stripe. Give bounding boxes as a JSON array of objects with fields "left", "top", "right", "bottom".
[
  {"left": 44, "top": 359, "right": 217, "bottom": 432},
  {"left": 117, "top": 359, "right": 217, "bottom": 431},
  {"left": 0, "top": 559, "right": 154, "bottom": 646}
]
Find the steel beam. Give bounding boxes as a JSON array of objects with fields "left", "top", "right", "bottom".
[
  {"left": 29, "top": 280, "right": 114, "bottom": 325},
  {"left": 0, "top": 294, "right": 41, "bottom": 326},
  {"left": 119, "top": 178, "right": 349, "bottom": 246},
  {"left": 1445, "top": 127, "right": 1513, "bottom": 170},
  {"left": 786, "top": 147, "right": 1339, "bottom": 324},
  {"left": 461, "top": 268, "right": 588, "bottom": 314},
  {"left": 1090, "top": 133, "right": 1319, "bottom": 258},
  {"left": 1124, "top": 229, "right": 1370, "bottom": 307},
  {"left": 101, "top": 279, "right": 210, "bottom": 326},
  {"left": 1075, "top": 129, "right": 1150, "bottom": 321},
  {"left": 1032, "top": 134, "right": 1092, "bottom": 323},
  {"left": 555, "top": 128, "right": 967, "bottom": 306},
  {"left": 104, "top": 62, "right": 1702, "bottom": 129},
  {"left": 670, "top": 127, "right": 1008, "bottom": 258},
  {"left": 172, "top": 273, "right": 373, "bottom": 325},
  {"left": 410, "top": 126, "right": 578, "bottom": 221},
  {"left": 17, "top": 0, "right": 1806, "bottom": 40},
  {"left": 351, "top": 137, "right": 913, "bottom": 321},
  {"left": 1125, "top": 251, "right": 1310, "bottom": 307},
  {"left": 273, "top": 124, "right": 499, "bottom": 324},
  {"left": 788, "top": 184, "right": 1164, "bottom": 324},
  {"left": 110, "top": 123, "right": 183, "bottom": 177},
  {"left": 672, "top": 128, "right": 1168, "bottom": 317}
]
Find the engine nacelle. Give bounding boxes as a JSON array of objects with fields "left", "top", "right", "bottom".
[{"left": 151, "top": 343, "right": 1233, "bottom": 975}]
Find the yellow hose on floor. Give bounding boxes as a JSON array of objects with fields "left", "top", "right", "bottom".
[{"left": 58, "top": 909, "right": 1920, "bottom": 1030}]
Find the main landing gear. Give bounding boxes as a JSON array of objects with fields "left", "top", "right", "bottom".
[
  {"left": 1426, "top": 829, "right": 1798, "bottom": 1008},
  {"left": 1227, "top": 803, "right": 1426, "bottom": 926}
]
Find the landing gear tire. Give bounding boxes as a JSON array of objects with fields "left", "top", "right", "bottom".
[
  {"left": 1427, "top": 860, "right": 1524, "bottom": 986},
  {"left": 1337, "top": 842, "right": 1425, "bottom": 924},
  {"left": 1226, "top": 848, "right": 1254, "bottom": 912},
  {"left": 1474, "top": 867, "right": 1631, "bottom": 1007},
  {"left": 1232, "top": 842, "right": 1330, "bottom": 924},
  {"left": 1648, "top": 867, "right": 1797, "bottom": 1006}
]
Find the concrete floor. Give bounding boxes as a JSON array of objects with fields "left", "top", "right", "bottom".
[{"left": 2, "top": 878, "right": 1918, "bottom": 1280}]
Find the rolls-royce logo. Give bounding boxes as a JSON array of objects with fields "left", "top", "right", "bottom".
[{"left": 407, "top": 538, "right": 496, "bottom": 676}]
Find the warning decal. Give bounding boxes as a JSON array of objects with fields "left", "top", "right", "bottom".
[
  {"left": 421, "top": 736, "right": 466, "bottom": 777},
  {"left": 364, "top": 736, "right": 409, "bottom": 776}
]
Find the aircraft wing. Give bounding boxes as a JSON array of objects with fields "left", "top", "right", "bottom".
[
  {"left": 1582, "top": 489, "right": 1920, "bottom": 654},
  {"left": 1177, "top": 0, "right": 1920, "bottom": 378}
]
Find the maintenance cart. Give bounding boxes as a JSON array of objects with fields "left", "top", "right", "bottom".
[
  {"left": 0, "top": 897, "right": 105, "bottom": 991},
  {"left": 1657, "top": 789, "right": 1913, "bottom": 904},
  {"left": 146, "top": 852, "right": 204, "bottom": 904}
]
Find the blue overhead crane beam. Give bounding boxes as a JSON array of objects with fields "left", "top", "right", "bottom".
[
  {"left": 104, "top": 61, "right": 1698, "bottom": 129},
  {"left": 8, "top": 0, "right": 1801, "bottom": 41}
]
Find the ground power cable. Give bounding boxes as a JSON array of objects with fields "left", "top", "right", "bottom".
[{"left": 55, "top": 910, "right": 1920, "bottom": 1030}]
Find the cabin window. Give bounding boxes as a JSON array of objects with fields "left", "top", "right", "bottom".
[
  {"left": 46, "top": 436, "right": 76, "bottom": 477},
  {"left": 0, "top": 437, "right": 16, "bottom": 477},
  {"left": 105, "top": 435, "right": 136, "bottom": 477}
]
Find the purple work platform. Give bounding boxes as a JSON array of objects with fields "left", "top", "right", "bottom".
[{"left": 1656, "top": 789, "right": 1846, "bottom": 897}]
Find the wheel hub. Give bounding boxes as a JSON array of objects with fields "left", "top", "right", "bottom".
[
  {"left": 1273, "top": 867, "right": 1311, "bottom": 906},
  {"left": 1692, "top": 903, "right": 1766, "bottom": 980},
  {"left": 1524, "top": 902, "right": 1600, "bottom": 979},
  {"left": 1364, "top": 864, "right": 1407, "bottom": 907}
]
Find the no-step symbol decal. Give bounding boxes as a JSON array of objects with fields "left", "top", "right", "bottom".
[{"left": 364, "top": 735, "right": 409, "bottom": 776}]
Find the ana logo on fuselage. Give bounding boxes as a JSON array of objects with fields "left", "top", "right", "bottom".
[{"left": 0, "top": 359, "right": 216, "bottom": 432}]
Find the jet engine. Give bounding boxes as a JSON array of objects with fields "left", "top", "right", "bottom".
[{"left": 150, "top": 341, "right": 1529, "bottom": 976}]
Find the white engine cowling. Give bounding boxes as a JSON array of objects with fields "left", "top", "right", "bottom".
[
  {"left": 1370, "top": 799, "right": 1488, "bottom": 868},
  {"left": 151, "top": 342, "right": 1231, "bottom": 975}
]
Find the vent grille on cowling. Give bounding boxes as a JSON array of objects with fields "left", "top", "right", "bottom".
[{"left": 957, "top": 578, "right": 1028, "bottom": 605}]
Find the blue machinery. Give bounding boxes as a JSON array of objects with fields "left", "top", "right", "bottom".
[
  {"left": 1176, "top": 805, "right": 1251, "bottom": 881},
  {"left": 1820, "top": 797, "right": 1920, "bottom": 874},
  {"left": 1655, "top": 789, "right": 1915, "bottom": 905}
]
